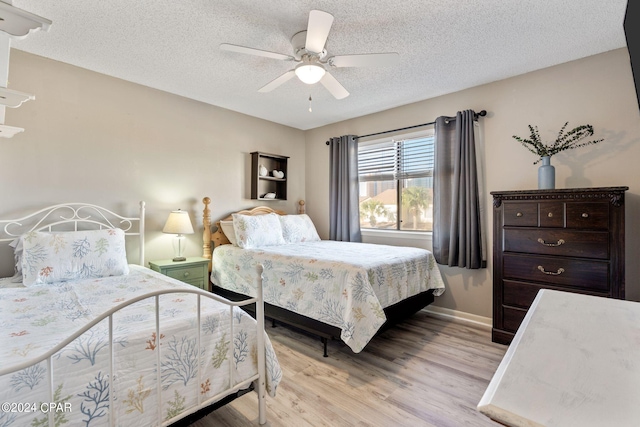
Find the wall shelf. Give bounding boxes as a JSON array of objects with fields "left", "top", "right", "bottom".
[
  {"left": 0, "top": 1, "right": 52, "bottom": 39},
  {"left": 259, "top": 176, "right": 286, "bottom": 182},
  {"left": 0, "top": 87, "right": 34, "bottom": 108},
  {"left": 0, "top": 123, "right": 24, "bottom": 138},
  {"left": 251, "top": 151, "right": 289, "bottom": 200},
  {"left": 0, "top": 1, "right": 51, "bottom": 138}
]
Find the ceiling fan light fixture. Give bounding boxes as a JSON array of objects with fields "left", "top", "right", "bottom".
[{"left": 295, "top": 63, "right": 325, "bottom": 84}]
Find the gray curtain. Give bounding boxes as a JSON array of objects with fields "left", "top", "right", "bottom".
[
  {"left": 329, "top": 135, "right": 362, "bottom": 242},
  {"left": 432, "top": 110, "right": 485, "bottom": 269}
]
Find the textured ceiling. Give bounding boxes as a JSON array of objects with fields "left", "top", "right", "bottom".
[{"left": 10, "top": 0, "right": 629, "bottom": 130}]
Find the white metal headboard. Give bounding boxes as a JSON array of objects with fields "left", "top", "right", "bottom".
[{"left": 0, "top": 202, "right": 146, "bottom": 265}]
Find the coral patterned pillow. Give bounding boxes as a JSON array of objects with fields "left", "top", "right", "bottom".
[
  {"left": 279, "top": 214, "right": 321, "bottom": 243},
  {"left": 21, "top": 229, "right": 129, "bottom": 286},
  {"left": 232, "top": 213, "right": 285, "bottom": 249}
]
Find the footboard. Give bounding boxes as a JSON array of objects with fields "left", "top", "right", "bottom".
[{"left": 0, "top": 265, "right": 269, "bottom": 427}]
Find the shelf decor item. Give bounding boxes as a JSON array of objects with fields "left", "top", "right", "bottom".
[
  {"left": 512, "top": 122, "right": 604, "bottom": 189},
  {"left": 162, "top": 209, "right": 194, "bottom": 261}
]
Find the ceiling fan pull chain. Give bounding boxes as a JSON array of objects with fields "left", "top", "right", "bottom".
[{"left": 309, "top": 95, "right": 313, "bottom": 112}]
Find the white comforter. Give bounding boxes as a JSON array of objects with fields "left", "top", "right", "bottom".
[
  {"left": 0, "top": 265, "right": 282, "bottom": 426},
  {"left": 211, "top": 240, "right": 445, "bottom": 353}
]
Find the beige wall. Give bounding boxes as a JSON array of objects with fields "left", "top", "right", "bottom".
[
  {"left": 305, "top": 48, "right": 640, "bottom": 318},
  {"left": 3, "top": 48, "right": 639, "bottom": 320},
  {"left": 0, "top": 50, "right": 305, "bottom": 274}
]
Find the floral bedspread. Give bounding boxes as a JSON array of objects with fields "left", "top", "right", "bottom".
[
  {"left": 0, "top": 265, "right": 282, "bottom": 427},
  {"left": 211, "top": 241, "right": 445, "bottom": 353}
]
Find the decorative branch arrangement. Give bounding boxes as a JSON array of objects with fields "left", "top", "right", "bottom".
[{"left": 513, "top": 122, "right": 604, "bottom": 164}]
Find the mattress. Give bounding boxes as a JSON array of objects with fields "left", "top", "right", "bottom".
[
  {"left": 0, "top": 274, "right": 22, "bottom": 289},
  {"left": 211, "top": 240, "right": 445, "bottom": 352}
]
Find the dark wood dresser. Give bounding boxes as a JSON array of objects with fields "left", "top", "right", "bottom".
[{"left": 491, "top": 187, "right": 628, "bottom": 344}]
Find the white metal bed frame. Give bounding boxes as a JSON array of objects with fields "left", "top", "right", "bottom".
[
  {"left": 0, "top": 202, "right": 267, "bottom": 426},
  {"left": 0, "top": 202, "right": 146, "bottom": 264}
]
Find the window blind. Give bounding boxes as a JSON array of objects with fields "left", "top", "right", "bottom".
[{"left": 358, "top": 136, "right": 434, "bottom": 182}]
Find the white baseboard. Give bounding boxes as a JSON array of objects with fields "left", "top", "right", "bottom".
[{"left": 423, "top": 305, "right": 492, "bottom": 331}]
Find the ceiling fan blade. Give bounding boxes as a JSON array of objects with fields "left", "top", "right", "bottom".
[
  {"left": 305, "top": 10, "right": 334, "bottom": 54},
  {"left": 329, "top": 53, "right": 400, "bottom": 68},
  {"left": 320, "top": 72, "right": 349, "bottom": 99},
  {"left": 220, "top": 43, "right": 294, "bottom": 61},
  {"left": 258, "top": 70, "right": 296, "bottom": 93}
]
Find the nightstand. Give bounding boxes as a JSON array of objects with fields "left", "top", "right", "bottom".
[{"left": 149, "top": 257, "right": 210, "bottom": 291}]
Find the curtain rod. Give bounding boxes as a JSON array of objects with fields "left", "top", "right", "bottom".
[{"left": 325, "top": 110, "right": 486, "bottom": 145}]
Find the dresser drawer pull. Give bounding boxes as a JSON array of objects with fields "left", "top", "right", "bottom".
[
  {"left": 183, "top": 272, "right": 190, "bottom": 277},
  {"left": 537, "top": 266, "right": 565, "bottom": 276},
  {"left": 516, "top": 212, "right": 523, "bottom": 217},
  {"left": 537, "top": 238, "right": 565, "bottom": 247},
  {"left": 582, "top": 213, "right": 589, "bottom": 218},
  {"left": 547, "top": 212, "right": 553, "bottom": 218}
]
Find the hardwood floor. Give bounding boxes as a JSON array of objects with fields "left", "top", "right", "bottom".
[{"left": 191, "top": 311, "right": 507, "bottom": 427}]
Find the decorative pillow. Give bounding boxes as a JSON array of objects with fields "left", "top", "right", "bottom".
[
  {"left": 21, "top": 229, "right": 129, "bottom": 286},
  {"left": 279, "top": 214, "right": 321, "bottom": 243},
  {"left": 232, "top": 213, "right": 285, "bottom": 249},
  {"left": 219, "top": 220, "right": 238, "bottom": 246}
]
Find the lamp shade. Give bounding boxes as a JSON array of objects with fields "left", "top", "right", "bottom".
[
  {"left": 295, "top": 63, "right": 326, "bottom": 84},
  {"left": 162, "top": 210, "right": 194, "bottom": 235}
]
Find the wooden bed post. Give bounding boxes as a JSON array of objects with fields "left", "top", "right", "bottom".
[
  {"left": 298, "top": 200, "right": 305, "bottom": 214},
  {"left": 202, "top": 197, "right": 212, "bottom": 270}
]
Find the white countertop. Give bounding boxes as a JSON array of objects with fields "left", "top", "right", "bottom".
[{"left": 478, "top": 289, "right": 640, "bottom": 427}]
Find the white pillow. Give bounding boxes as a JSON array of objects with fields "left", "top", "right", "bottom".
[
  {"left": 219, "top": 220, "right": 238, "bottom": 246},
  {"left": 279, "top": 214, "right": 321, "bottom": 243},
  {"left": 9, "top": 236, "right": 23, "bottom": 278},
  {"left": 232, "top": 213, "right": 285, "bottom": 249},
  {"left": 21, "top": 229, "right": 129, "bottom": 286}
]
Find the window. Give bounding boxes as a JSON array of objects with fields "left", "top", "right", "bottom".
[{"left": 358, "top": 130, "right": 434, "bottom": 232}]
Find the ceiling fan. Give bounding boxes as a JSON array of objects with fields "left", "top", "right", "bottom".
[{"left": 220, "top": 10, "right": 399, "bottom": 100}]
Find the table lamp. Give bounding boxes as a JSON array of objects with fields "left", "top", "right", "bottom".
[{"left": 162, "top": 209, "right": 194, "bottom": 261}]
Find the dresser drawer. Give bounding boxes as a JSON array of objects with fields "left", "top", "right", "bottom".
[
  {"left": 149, "top": 257, "right": 210, "bottom": 290},
  {"left": 503, "top": 280, "right": 543, "bottom": 308},
  {"left": 504, "top": 228, "right": 609, "bottom": 259},
  {"left": 503, "top": 280, "right": 607, "bottom": 309},
  {"left": 503, "top": 203, "right": 537, "bottom": 227},
  {"left": 538, "top": 202, "right": 564, "bottom": 228},
  {"left": 165, "top": 266, "right": 205, "bottom": 282},
  {"left": 184, "top": 278, "right": 207, "bottom": 290},
  {"left": 503, "top": 254, "right": 609, "bottom": 292},
  {"left": 502, "top": 306, "right": 528, "bottom": 333},
  {"left": 566, "top": 202, "right": 609, "bottom": 230}
]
